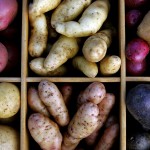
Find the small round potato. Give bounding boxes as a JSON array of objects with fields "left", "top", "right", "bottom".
[
  {"left": 0, "top": 82, "right": 20, "bottom": 118},
  {"left": 0, "top": 125, "right": 19, "bottom": 150},
  {"left": 99, "top": 55, "right": 121, "bottom": 76}
]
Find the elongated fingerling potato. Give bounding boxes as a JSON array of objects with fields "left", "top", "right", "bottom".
[
  {"left": 28, "top": 113, "right": 62, "bottom": 150},
  {"left": 72, "top": 56, "right": 98, "bottom": 78},
  {"left": 28, "top": 87, "right": 50, "bottom": 117},
  {"left": 29, "top": 57, "right": 67, "bottom": 76},
  {"left": 77, "top": 82, "right": 106, "bottom": 106},
  {"left": 44, "top": 35, "right": 79, "bottom": 71},
  {"left": 38, "top": 80, "right": 69, "bottom": 126},
  {"left": 85, "top": 93, "right": 115, "bottom": 146}
]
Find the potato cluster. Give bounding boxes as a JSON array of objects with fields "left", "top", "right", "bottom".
[
  {"left": 28, "top": 0, "right": 121, "bottom": 77},
  {"left": 27, "top": 80, "right": 119, "bottom": 150}
]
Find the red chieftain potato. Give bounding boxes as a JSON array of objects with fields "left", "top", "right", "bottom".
[{"left": 0, "top": 0, "right": 18, "bottom": 31}]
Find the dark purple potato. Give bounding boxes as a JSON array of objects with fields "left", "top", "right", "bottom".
[{"left": 125, "top": 0, "right": 148, "bottom": 8}]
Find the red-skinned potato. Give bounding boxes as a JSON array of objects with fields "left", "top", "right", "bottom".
[
  {"left": 126, "top": 38, "right": 149, "bottom": 62},
  {"left": 125, "top": 0, "right": 148, "bottom": 8},
  {"left": 0, "top": 42, "right": 8, "bottom": 72},
  {"left": 126, "top": 59, "right": 147, "bottom": 76},
  {"left": 0, "top": 0, "right": 18, "bottom": 31}
]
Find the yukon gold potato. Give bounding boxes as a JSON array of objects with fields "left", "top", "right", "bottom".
[
  {"left": 0, "top": 82, "right": 20, "bottom": 118},
  {"left": 38, "top": 80, "right": 69, "bottom": 126},
  {"left": 29, "top": 57, "right": 67, "bottom": 76},
  {"left": 44, "top": 35, "right": 79, "bottom": 71},
  {"left": 0, "top": 125, "right": 19, "bottom": 150},
  {"left": 82, "top": 29, "right": 113, "bottom": 62},
  {"left": 72, "top": 56, "right": 98, "bottom": 78},
  {"left": 29, "top": 14, "right": 48, "bottom": 57},
  {"left": 100, "top": 55, "right": 121, "bottom": 76},
  {"left": 77, "top": 82, "right": 106, "bottom": 106},
  {"left": 28, "top": 113, "right": 62, "bottom": 150},
  {"left": 53, "top": 0, "right": 110, "bottom": 37},
  {"left": 51, "top": 0, "right": 92, "bottom": 27},
  {"left": 29, "top": 0, "right": 61, "bottom": 21},
  {"left": 28, "top": 87, "right": 50, "bottom": 117}
]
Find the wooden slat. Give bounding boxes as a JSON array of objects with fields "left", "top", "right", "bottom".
[
  {"left": 21, "top": 0, "right": 28, "bottom": 149},
  {"left": 127, "top": 77, "right": 150, "bottom": 82},
  {"left": 0, "top": 78, "right": 21, "bottom": 82},
  {"left": 119, "top": 0, "right": 126, "bottom": 149},
  {"left": 26, "top": 77, "right": 121, "bottom": 82}
]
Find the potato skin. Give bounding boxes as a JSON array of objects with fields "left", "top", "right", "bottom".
[
  {"left": 68, "top": 102, "right": 99, "bottom": 139},
  {"left": 28, "top": 87, "right": 50, "bottom": 117},
  {"left": 38, "top": 80, "right": 69, "bottom": 126},
  {"left": 77, "top": 82, "right": 106, "bottom": 106},
  {"left": 28, "top": 113, "right": 62, "bottom": 150},
  {"left": 0, "top": 125, "right": 19, "bottom": 150},
  {"left": 100, "top": 55, "right": 121, "bottom": 76},
  {"left": 0, "top": 82, "right": 20, "bottom": 118}
]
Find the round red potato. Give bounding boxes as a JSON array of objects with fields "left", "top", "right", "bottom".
[
  {"left": 125, "top": 9, "right": 142, "bottom": 28},
  {"left": 0, "top": 0, "right": 18, "bottom": 31},
  {"left": 126, "top": 38, "right": 149, "bottom": 62},
  {"left": 0, "top": 42, "right": 8, "bottom": 72},
  {"left": 125, "top": 0, "right": 148, "bottom": 8},
  {"left": 126, "top": 59, "right": 147, "bottom": 76}
]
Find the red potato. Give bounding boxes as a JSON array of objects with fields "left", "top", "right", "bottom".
[
  {"left": 0, "top": 42, "right": 8, "bottom": 72},
  {"left": 125, "top": 9, "right": 142, "bottom": 28},
  {"left": 28, "top": 113, "right": 62, "bottom": 150},
  {"left": 0, "top": 0, "right": 18, "bottom": 31},
  {"left": 77, "top": 82, "right": 106, "bottom": 106},
  {"left": 94, "top": 123, "right": 119, "bottom": 150},
  {"left": 126, "top": 59, "right": 147, "bottom": 76},
  {"left": 85, "top": 93, "right": 115, "bottom": 146},
  {"left": 125, "top": 0, "right": 148, "bottom": 8},
  {"left": 38, "top": 80, "right": 69, "bottom": 126},
  {"left": 27, "top": 87, "right": 50, "bottom": 117},
  {"left": 104, "top": 115, "right": 118, "bottom": 128},
  {"left": 126, "top": 38, "right": 149, "bottom": 62}
]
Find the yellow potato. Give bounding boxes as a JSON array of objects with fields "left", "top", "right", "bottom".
[
  {"left": 54, "top": 0, "right": 110, "bottom": 37},
  {"left": 29, "top": 57, "right": 67, "bottom": 76},
  {"left": 44, "top": 35, "right": 79, "bottom": 71},
  {"left": 0, "top": 125, "right": 19, "bottom": 150},
  {"left": 51, "top": 0, "right": 92, "bottom": 27},
  {"left": 82, "top": 29, "right": 113, "bottom": 62},
  {"left": 72, "top": 56, "right": 98, "bottom": 78},
  {"left": 28, "top": 86, "right": 50, "bottom": 117},
  {"left": 28, "top": 14, "right": 48, "bottom": 57},
  {"left": 0, "top": 82, "right": 20, "bottom": 118},
  {"left": 38, "top": 80, "right": 69, "bottom": 126},
  {"left": 28, "top": 113, "right": 62, "bottom": 150},
  {"left": 29, "top": 0, "right": 61, "bottom": 21},
  {"left": 100, "top": 55, "right": 121, "bottom": 76}
]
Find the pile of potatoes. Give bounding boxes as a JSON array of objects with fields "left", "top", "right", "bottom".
[
  {"left": 27, "top": 80, "right": 119, "bottom": 150},
  {"left": 28, "top": 0, "right": 121, "bottom": 78},
  {"left": 0, "top": 82, "right": 20, "bottom": 150}
]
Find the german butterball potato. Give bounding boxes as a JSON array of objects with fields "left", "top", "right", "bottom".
[
  {"left": 0, "top": 82, "right": 20, "bottom": 118},
  {"left": 126, "top": 84, "right": 150, "bottom": 130}
]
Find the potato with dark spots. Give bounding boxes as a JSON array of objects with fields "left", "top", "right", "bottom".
[
  {"left": 28, "top": 113, "right": 62, "bottom": 150},
  {"left": 28, "top": 86, "right": 50, "bottom": 117},
  {"left": 38, "top": 80, "right": 69, "bottom": 126},
  {"left": 77, "top": 82, "right": 106, "bottom": 106}
]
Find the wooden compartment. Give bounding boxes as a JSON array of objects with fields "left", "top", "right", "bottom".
[{"left": 20, "top": 0, "right": 126, "bottom": 150}]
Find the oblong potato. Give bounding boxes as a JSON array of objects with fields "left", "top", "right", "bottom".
[
  {"left": 28, "top": 113, "right": 62, "bottom": 150},
  {"left": 28, "top": 86, "right": 50, "bottom": 117},
  {"left": 54, "top": 0, "right": 110, "bottom": 37},
  {"left": 77, "top": 82, "right": 106, "bottom": 106},
  {"left": 100, "top": 55, "right": 121, "bottom": 76},
  {"left": 51, "top": 0, "right": 92, "bottom": 27},
  {"left": 28, "top": 14, "right": 48, "bottom": 57},
  {"left": 68, "top": 102, "right": 99, "bottom": 139},
  {"left": 0, "top": 82, "right": 20, "bottom": 118},
  {"left": 29, "top": 57, "right": 67, "bottom": 76},
  {"left": 38, "top": 80, "right": 69, "bottom": 126},
  {"left": 0, "top": 125, "right": 19, "bottom": 150},
  {"left": 72, "top": 56, "right": 98, "bottom": 78},
  {"left": 44, "top": 35, "right": 79, "bottom": 71}
]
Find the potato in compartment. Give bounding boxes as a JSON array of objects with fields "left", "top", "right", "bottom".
[{"left": 27, "top": 81, "right": 120, "bottom": 150}]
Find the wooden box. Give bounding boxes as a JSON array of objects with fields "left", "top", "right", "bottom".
[{"left": 0, "top": 0, "right": 128, "bottom": 149}]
